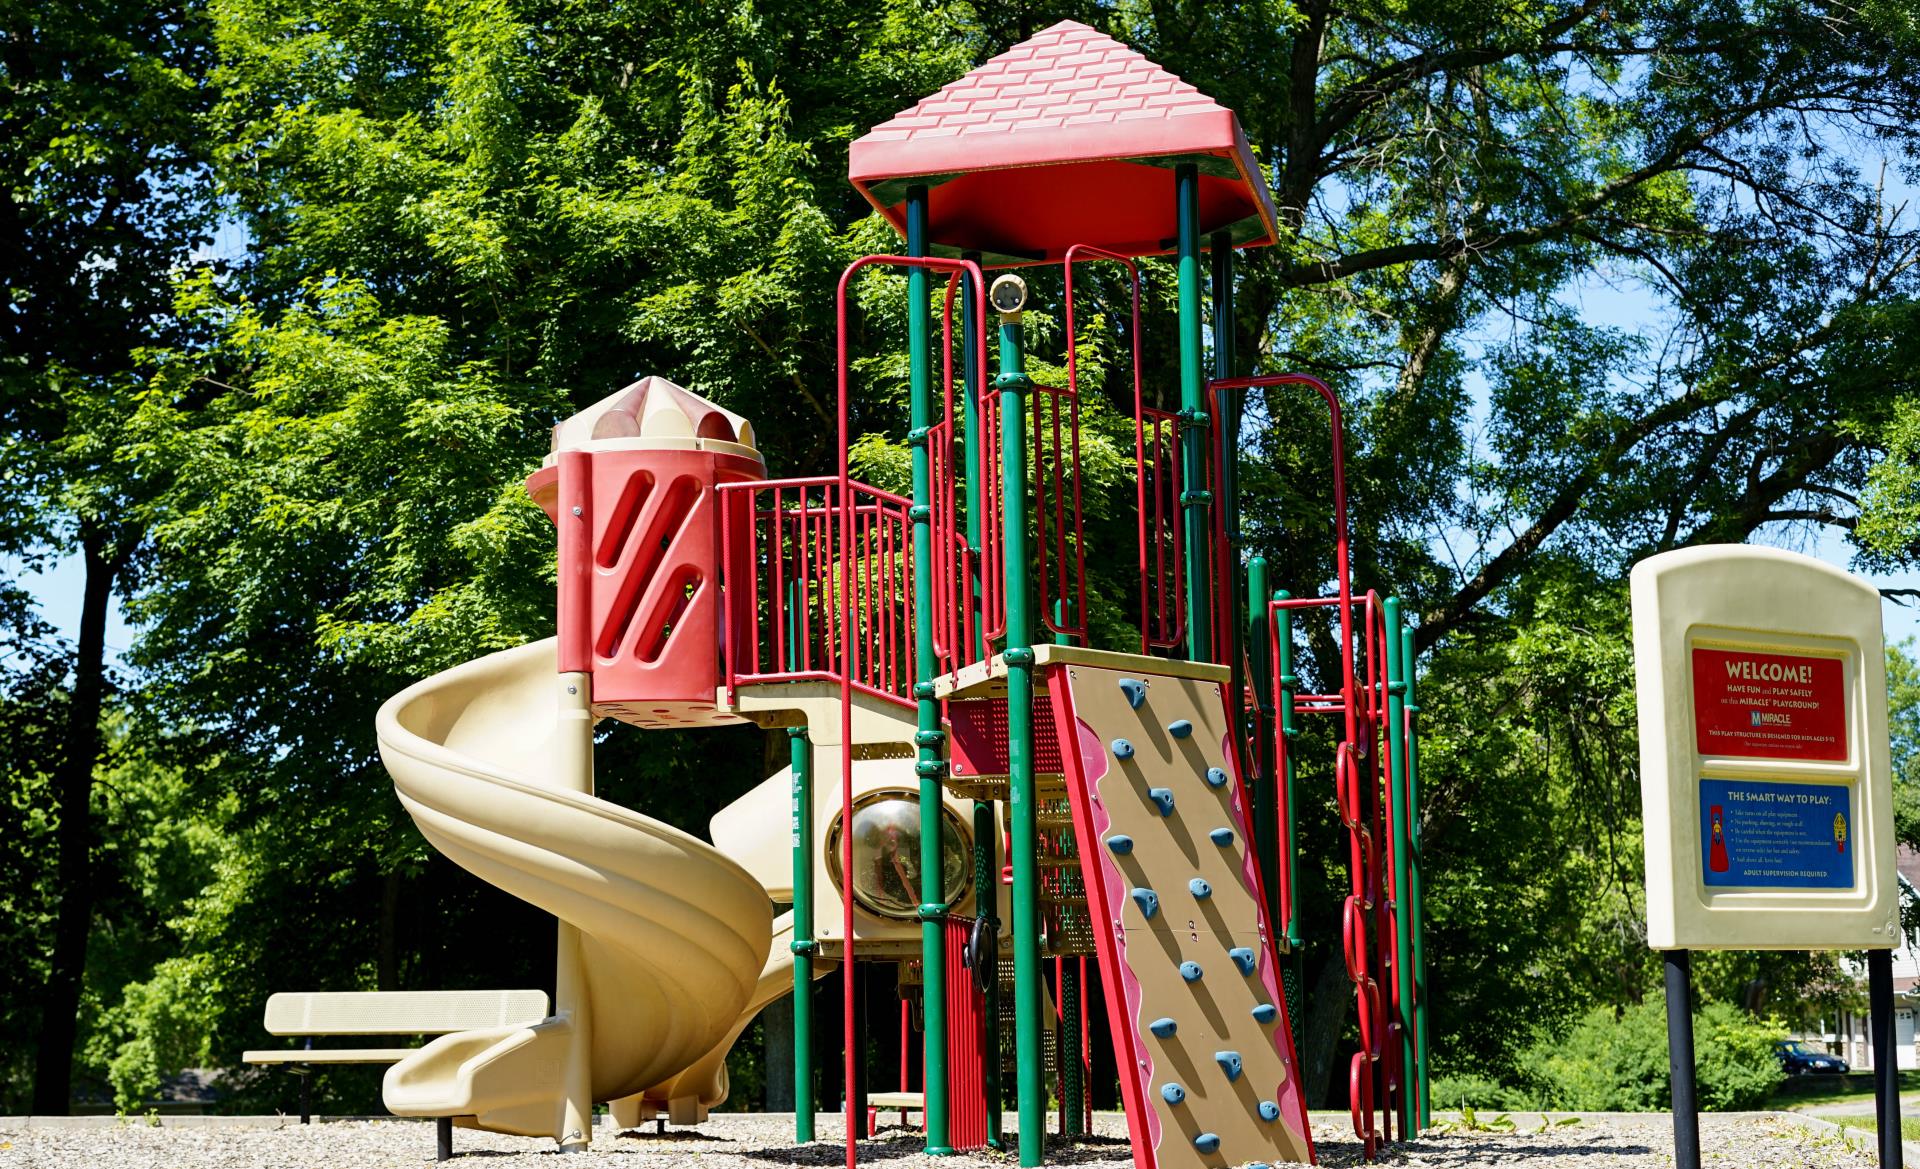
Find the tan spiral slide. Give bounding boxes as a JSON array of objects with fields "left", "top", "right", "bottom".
[{"left": 375, "top": 636, "right": 804, "bottom": 1146}]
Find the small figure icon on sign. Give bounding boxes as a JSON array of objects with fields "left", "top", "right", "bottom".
[
  {"left": 1835, "top": 811, "right": 1847, "bottom": 855},
  {"left": 1709, "top": 805, "right": 1730, "bottom": 873}
]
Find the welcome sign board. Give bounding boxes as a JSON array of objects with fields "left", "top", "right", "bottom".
[{"left": 1631, "top": 546, "right": 1895, "bottom": 951}]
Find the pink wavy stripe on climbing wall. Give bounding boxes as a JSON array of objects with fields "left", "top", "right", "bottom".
[
  {"left": 1075, "top": 713, "right": 1161, "bottom": 1154},
  {"left": 1222, "top": 721, "right": 1315, "bottom": 1154}
]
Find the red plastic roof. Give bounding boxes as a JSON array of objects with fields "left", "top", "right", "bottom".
[{"left": 848, "top": 21, "right": 1278, "bottom": 266}]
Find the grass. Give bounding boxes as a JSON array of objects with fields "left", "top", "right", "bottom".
[
  {"left": 1825, "top": 1114, "right": 1920, "bottom": 1143},
  {"left": 1766, "top": 1071, "right": 1920, "bottom": 1112}
]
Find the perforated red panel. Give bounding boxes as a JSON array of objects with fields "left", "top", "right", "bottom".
[{"left": 947, "top": 695, "right": 1064, "bottom": 779}]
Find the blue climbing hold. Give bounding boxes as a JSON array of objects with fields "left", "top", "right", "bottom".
[
  {"left": 1130, "top": 888, "right": 1159, "bottom": 919},
  {"left": 1168, "top": 718, "right": 1193, "bottom": 739},
  {"left": 1160, "top": 1083, "right": 1186, "bottom": 1105},
  {"left": 1106, "top": 834, "right": 1134, "bottom": 855},
  {"left": 1251, "top": 1003, "right": 1278, "bottom": 1024},
  {"left": 1189, "top": 877, "right": 1212, "bottom": 899},
  {"left": 1209, "top": 826, "right": 1234, "bottom": 846},
  {"left": 1248, "top": 1163, "right": 1270, "bottom": 1169},
  {"left": 1258, "top": 1101, "right": 1280, "bottom": 1122},
  {"left": 1229, "top": 947, "right": 1256, "bottom": 974},
  {"left": 1180, "top": 961, "right": 1203, "bottom": 982},
  {"left": 1149, "top": 1017, "right": 1178, "bottom": 1038},
  {"left": 1148, "top": 787, "right": 1175, "bottom": 815},
  {"left": 1215, "top": 1051, "right": 1242, "bottom": 1081},
  {"left": 1119, "top": 678, "right": 1147, "bottom": 709},
  {"left": 1112, "top": 738, "right": 1135, "bottom": 760},
  {"left": 1204, "top": 767, "right": 1229, "bottom": 788},
  {"left": 1193, "top": 1133, "right": 1220, "bottom": 1154}
]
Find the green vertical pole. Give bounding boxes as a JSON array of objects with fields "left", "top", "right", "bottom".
[
  {"left": 1402, "top": 625, "right": 1430, "bottom": 1130},
  {"left": 790, "top": 724, "right": 816, "bottom": 1140},
  {"left": 994, "top": 293, "right": 1043, "bottom": 1169},
  {"left": 787, "top": 582, "right": 816, "bottom": 1141},
  {"left": 973, "top": 800, "right": 1002, "bottom": 1148},
  {"left": 1211, "top": 233, "right": 1240, "bottom": 718},
  {"left": 1247, "top": 559, "right": 1276, "bottom": 926},
  {"left": 904, "top": 187, "right": 953, "bottom": 1155},
  {"left": 1175, "top": 164, "right": 1211, "bottom": 664},
  {"left": 1275, "top": 588, "right": 1302, "bottom": 1042},
  {"left": 1383, "top": 597, "right": 1416, "bottom": 1136}
]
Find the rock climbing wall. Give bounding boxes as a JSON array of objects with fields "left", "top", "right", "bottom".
[{"left": 1044, "top": 652, "right": 1314, "bottom": 1169}]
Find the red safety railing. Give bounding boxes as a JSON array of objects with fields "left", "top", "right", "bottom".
[
  {"left": 1031, "top": 382, "right": 1084, "bottom": 640},
  {"left": 1135, "top": 408, "right": 1184, "bottom": 652},
  {"left": 930, "top": 273, "right": 982, "bottom": 671},
  {"left": 718, "top": 477, "right": 919, "bottom": 706}
]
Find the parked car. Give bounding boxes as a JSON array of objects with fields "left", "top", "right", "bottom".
[{"left": 1776, "top": 1040, "right": 1849, "bottom": 1074}]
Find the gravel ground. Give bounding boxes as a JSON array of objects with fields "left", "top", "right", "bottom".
[{"left": 0, "top": 1110, "right": 1879, "bottom": 1169}]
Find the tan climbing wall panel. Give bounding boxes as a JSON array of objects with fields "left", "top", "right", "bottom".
[{"left": 1048, "top": 654, "right": 1314, "bottom": 1169}]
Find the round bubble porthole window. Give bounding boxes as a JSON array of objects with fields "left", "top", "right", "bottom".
[{"left": 824, "top": 791, "right": 972, "bottom": 920}]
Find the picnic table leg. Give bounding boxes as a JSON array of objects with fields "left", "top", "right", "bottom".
[
  {"left": 298, "top": 1068, "right": 311, "bottom": 1124},
  {"left": 437, "top": 1117, "right": 453, "bottom": 1161}
]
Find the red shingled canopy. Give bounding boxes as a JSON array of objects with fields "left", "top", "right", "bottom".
[{"left": 848, "top": 21, "right": 1278, "bottom": 267}]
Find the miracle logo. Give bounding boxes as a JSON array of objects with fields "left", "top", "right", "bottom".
[{"left": 1750, "top": 710, "right": 1792, "bottom": 727}]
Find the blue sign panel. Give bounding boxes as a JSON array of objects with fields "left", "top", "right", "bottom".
[{"left": 1699, "top": 778, "right": 1853, "bottom": 889}]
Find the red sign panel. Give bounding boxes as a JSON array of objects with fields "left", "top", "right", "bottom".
[{"left": 1691, "top": 647, "right": 1847, "bottom": 762}]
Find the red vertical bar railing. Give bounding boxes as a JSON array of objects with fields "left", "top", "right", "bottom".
[
  {"left": 716, "top": 477, "right": 921, "bottom": 707},
  {"left": 978, "top": 382, "right": 1005, "bottom": 646},
  {"left": 1137, "top": 407, "right": 1185, "bottom": 652},
  {"left": 1031, "top": 383, "right": 1085, "bottom": 641}
]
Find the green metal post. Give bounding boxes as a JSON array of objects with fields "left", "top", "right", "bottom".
[
  {"left": 1402, "top": 625, "right": 1430, "bottom": 1130},
  {"left": 1175, "top": 164, "right": 1211, "bottom": 663},
  {"left": 1211, "top": 233, "right": 1240, "bottom": 718},
  {"left": 904, "top": 188, "right": 953, "bottom": 1155},
  {"left": 995, "top": 299, "right": 1043, "bottom": 1168},
  {"left": 1383, "top": 597, "right": 1416, "bottom": 1135},
  {"left": 1247, "top": 559, "right": 1277, "bottom": 926},
  {"left": 1275, "top": 588, "right": 1302, "bottom": 1043},
  {"left": 787, "top": 582, "right": 816, "bottom": 1141},
  {"left": 972, "top": 800, "right": 1002, "bottom": 1148},
  {"left": 790, "top": 725, "right": 816, "bottom": 1140}
]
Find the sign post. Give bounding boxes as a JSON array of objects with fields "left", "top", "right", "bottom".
[{"left": 1632, "top": 546, "right": 1899, "bottom": 1168}]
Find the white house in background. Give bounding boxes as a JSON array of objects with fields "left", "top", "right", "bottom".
[{"left": 1813, "top": 845, "right": 1920, "bottom": 1070}]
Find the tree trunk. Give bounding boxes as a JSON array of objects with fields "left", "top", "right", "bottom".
[
  {"left": 31, "top": 530, "right": 117, "bottom": 1114},
  {"left": 378, "top": 869, "right": 401, "bottom": 991},
  {"left": 762, "top": 990, "right": 795, "bottom": 1110},
  {"left": 1301, "top": 950, "right": 1352, "bottom": 1110}
]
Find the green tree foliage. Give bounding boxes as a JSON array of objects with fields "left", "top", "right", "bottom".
[
  {"left": 1435, "top": 1000, "right": 1787, "bottom": 1112},
  {"left": 8, "top": 0, "right": 1920, "bottom": 1115},
  {"left": 1521, "top": 1000, "right": 1786, "bottom": 1112},
  {"left": 0, "top": 0, "right": 217, "bottom": 1110}
]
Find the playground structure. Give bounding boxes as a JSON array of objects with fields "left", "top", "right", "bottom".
[{"left": 372, "top": 20, "right": 1430, "bottom": 1169}]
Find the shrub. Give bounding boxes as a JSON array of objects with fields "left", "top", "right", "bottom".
[
  {"left": 1429, "top": 1072, "right": 1538, "bottom": 1111},
  {"left": 1518, "top": 999, "right": 1784, "bottom": 1111}
]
